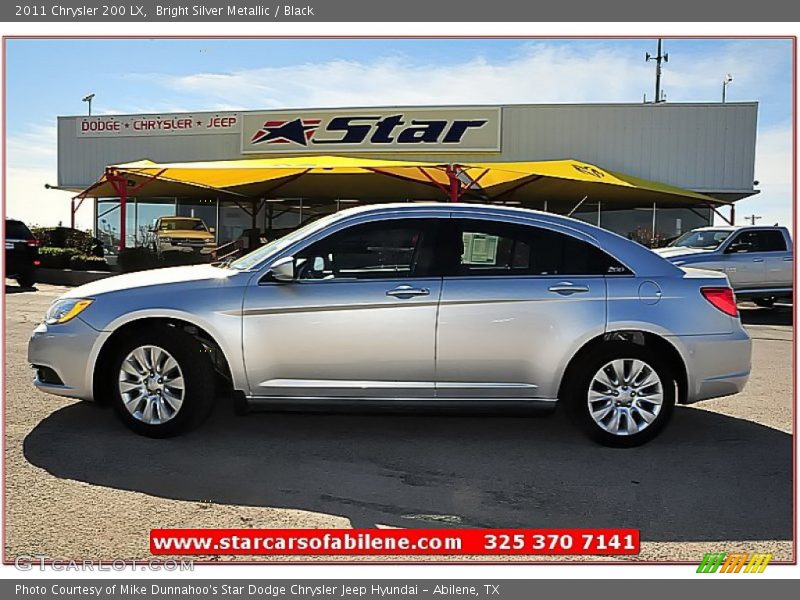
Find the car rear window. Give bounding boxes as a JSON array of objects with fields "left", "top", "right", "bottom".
[{"left": 5, "top": 220, "right": 33, "bottom": 240}]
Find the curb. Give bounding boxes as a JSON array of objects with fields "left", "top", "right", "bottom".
[{"left": 36, "top": 268, "right": 114, "bottom": 287}]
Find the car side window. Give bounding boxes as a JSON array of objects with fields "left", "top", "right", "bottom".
[
  {"left": 757, "top": 230, "right": 787, "bottom": 252},
  {"left": 727, "top": 230, "right": 787, "bottom": 253},
  {"left": 295, "top": 219, "right": 439, "bottom": 280},
  {"left": 447, "top": 219, "right": 630, "bottom": 276}
]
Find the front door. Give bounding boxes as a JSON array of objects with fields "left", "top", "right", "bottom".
[
  {"left": 720, "top": 230, "right": 771, "bottom": 289},
  {"left": 242, "top": 217, "right": 443, "bottom": 399},
  {"left": 435, "top": 218, "right": 615, "bottom": 400}
]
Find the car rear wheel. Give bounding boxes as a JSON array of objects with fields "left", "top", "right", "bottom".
[
  {"left": 567, "top": 342, "right": 675, "bottom": 447},
  {"left": 754, "top": 297, "right": 776, "bottom": 308},
  {"left": 16, "top": 271, "right": 35, "bottom": 288},
  {"left": 109, "top": 326, "right": 215, "bottom": 437}
]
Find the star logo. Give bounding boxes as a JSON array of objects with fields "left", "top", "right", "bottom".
[{"left": 251, "top": 118, "right": 321, "bottom": 146}]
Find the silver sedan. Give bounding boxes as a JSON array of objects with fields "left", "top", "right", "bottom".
[{"left": 28, "top": 204, "right": 751, "bottom": 446}]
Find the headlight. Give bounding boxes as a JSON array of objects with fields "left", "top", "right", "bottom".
[{"left": 45, "top": 298, "right": 94, "bottom": 325}]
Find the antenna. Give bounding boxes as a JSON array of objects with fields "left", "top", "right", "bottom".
[{"left": 645, "top": 39, "right": 669, "bottom": 104}]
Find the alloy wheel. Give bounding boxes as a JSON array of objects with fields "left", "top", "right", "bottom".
[
  {"left": 118, "top": 345, "right": 185, "bottom": 425},
  {"left": 587, "top": 358, "right": 664, "bottom": 436}
]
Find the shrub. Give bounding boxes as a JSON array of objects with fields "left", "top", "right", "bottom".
[
  {"left": 32, "top": 227, "right": 104, "bottom": 257},
  {"left": 37, "top": 247, "right": 81, "bottom": 269},
  {"left": 118, "top": 247, "right": 162, "bottom": 273},
  {"left": 68, "top": 254, "right": 110, "bottom": 272}
]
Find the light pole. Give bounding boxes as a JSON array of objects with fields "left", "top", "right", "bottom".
[
  {"left": 82, "top": 93, "right": 95, "bottom": 116},
  {"left": 722, "top": 75, "right": 733, "bottom": 103}
]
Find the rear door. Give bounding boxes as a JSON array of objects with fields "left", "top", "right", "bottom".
[
  {"left": 721, "top": 229, "right": 777, "bottom": 289},
  {"left": 435, "top": 218, "right": 620, "bottom": 401},
  {"left": 756, "top": 230, "right": 792, "bottom": 288}
]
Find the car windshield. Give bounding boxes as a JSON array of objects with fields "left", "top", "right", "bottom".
[
  {"left": 159, "top": 219, "right": 208, "bottom": 231},
  {"left": 228, "top": 213, "right": 344, "bottom": 271},
  {"left": 669, "top": 229, "right": 732, "bottom": 249}
]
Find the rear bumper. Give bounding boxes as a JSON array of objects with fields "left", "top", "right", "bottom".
[{"left": 673, "top": 327, "right": 752, "bottom": 404}]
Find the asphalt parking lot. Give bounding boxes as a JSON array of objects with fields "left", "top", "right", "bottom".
[{"left": 3, "top": 282, "right": 794, "bottom": 563}]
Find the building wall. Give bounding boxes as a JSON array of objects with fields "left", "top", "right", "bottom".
[{"left": 58, "top": 102, "right": 758, "bottom": 197}]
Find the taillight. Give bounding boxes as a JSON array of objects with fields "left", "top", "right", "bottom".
[
  {"left": 26, "top": 239, "right": 39, "bottom": 247},
  {"left": 701, "top": 287, "right": 738, "bottom": 317},
  {"left": 33, "top": 259, "right": 41, "bottom": 266}
]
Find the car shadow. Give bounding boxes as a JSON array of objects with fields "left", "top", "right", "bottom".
[
  {"left": 23, "top": 403, "right": 791, "bottom": 542},
  {"left": 739, "top": 304, "right": 793, "bottom": 327}
]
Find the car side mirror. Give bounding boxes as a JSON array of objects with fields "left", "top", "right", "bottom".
[
  {"left": 268, "top": 256, "right": 295, "bottom": 282},
  {"left": 209, "top": 227, "right": 215, "bottom": 233}
]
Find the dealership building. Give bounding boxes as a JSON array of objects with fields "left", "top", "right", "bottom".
[{"left": 55, "top": 102, "right": 759, "bottom": 249}]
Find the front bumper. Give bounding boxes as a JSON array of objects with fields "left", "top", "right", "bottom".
[
  {"left": 158, "top": 241, "right": 215, "bottom": 254},
  {"left": 27, "top": 317, "right": 108, "bottom": 401},
  {"left": 674, "top": 327, "right": 752, "bottom": 404}
]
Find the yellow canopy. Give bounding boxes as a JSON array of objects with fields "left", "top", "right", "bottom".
[{"left": 78, "top": 155, "right": 726, "bottom": 210}]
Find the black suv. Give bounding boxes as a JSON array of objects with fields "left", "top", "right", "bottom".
[{"left": 5, "top": 219, "right": 39, "bottom": 287}]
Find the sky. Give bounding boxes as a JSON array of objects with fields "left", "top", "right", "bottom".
[{"left": 3, "top": 38, "right": 794, "bottom": 230}]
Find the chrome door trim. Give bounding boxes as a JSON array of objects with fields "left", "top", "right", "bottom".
[{"left": 257, "top": 379, "right": 435, "bottom": 389}]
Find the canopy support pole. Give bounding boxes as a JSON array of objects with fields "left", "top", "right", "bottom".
[
  {"left": 651, "top": 202, "right": 657, "bottom": 246},
  {"left": 70, "top": 196, "right": 88, "bottom": 230},
  {"left": 105, "top": 169, "right": 129, "bottom": 250},
  {"left": 709, "top": 204, "right": 734, "bottom": 225},
  {"left": 567, "top": 196, "right": 588, "bottom": 217},
  {"left": 446, "top": 165, "right": 459, "bottom": 203}
]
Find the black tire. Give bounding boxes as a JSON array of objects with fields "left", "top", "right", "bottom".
[
  {"left": 16, "top": 271, "right": 35, "bottom": 288},
  {"left": 565, "top": 342, "right": 676, "bottom": 447},
  {"left": 754, "top": 297, "right": 776, "bottom": 309},
  {"left": 109, "top": 325, "right": 216, "bottom": 437}
]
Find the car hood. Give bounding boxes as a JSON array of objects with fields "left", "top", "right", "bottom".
[
  {"left": 653, "top": 246, "right": 715, "bottom": 260},
  {"left": 61, "top": 264, "right": 237, "bottom": 299},
  {"left": 156, "top": 230, "right": 214, "bottom": 239}
]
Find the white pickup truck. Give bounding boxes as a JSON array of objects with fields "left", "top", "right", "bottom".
[{"left": 654, "top": 225, "right": 793, "bottom": 307}]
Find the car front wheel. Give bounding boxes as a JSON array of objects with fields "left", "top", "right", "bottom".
[
  {"left": 567, "top": 343, "right": 675, "bottom": 447},
  {"left": 110, "top": 326, "right": 215, "bottom": 437}
]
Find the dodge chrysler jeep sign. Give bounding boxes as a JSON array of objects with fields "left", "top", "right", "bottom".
[{"left": 240, "top": 108, "right": 502, "bottom": 153}]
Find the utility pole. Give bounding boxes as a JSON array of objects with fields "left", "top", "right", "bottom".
[
  {"left": 745, "top": 214, "right": 762, "bottom": 226},
  {"left": 722, "top": 74, "right": 733, "bottom": 103},
  {"left": 646, "top": 39, "right": 668, "bottom": 103}
]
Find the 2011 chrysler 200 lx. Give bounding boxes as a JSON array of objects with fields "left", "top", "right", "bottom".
[{"left": 29, "top": 204, "right": 751, "bottom": 446}]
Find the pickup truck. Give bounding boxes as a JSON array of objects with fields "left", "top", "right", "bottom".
[
  {"left": 653, "top": 225, "right": 793, "bottom": 307},
  {"left": 151, "top": 216, "right": 216, "bottom": 257}
]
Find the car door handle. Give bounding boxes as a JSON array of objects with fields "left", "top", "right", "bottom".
[
  {"left": 548, "top": 283, "right": 590, "bottom": 295},
  {"left": 752, "top": 258, "right": 764, "bottom": 263},
  {"left": 784, "top": 257, "right": 793, "bottom": 261},
  {"left": 386, "top": 285, "right": 430, "bottom": 298}
]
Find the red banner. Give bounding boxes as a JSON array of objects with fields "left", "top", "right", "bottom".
[{"left": 150, "top": 528, "right": 639, "bottom": 556}]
